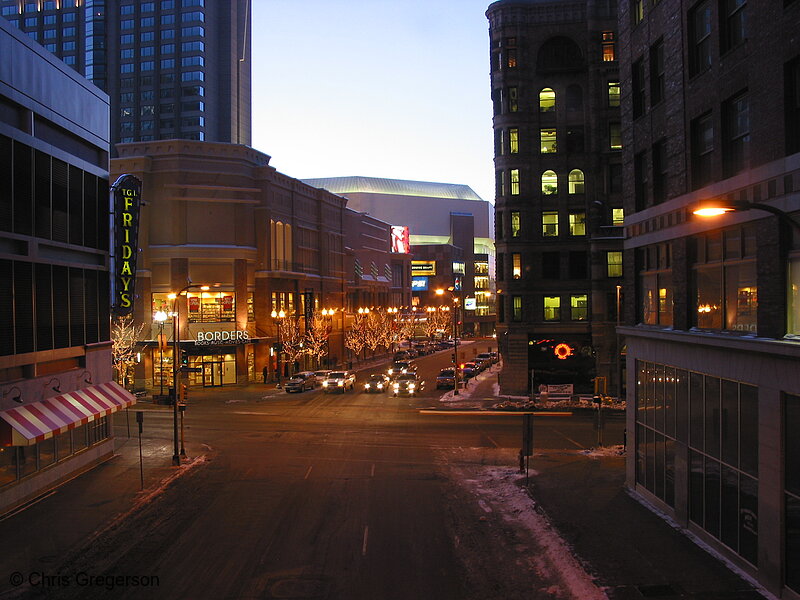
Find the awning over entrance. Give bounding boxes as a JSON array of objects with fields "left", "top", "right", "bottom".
[{"left": 0, "top": 382, "right": 136, "bottom": 446}]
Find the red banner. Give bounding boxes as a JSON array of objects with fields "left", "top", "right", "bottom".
[
  {"left": 222, "top": 295, "right": 233, "bottom": 311},
  {"left": 188, "top": 297, "right": 200, "bottom": 312}
]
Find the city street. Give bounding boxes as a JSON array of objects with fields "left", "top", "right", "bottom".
[{"left": 0, "top": 343, "right": 636, "bottom": 600}]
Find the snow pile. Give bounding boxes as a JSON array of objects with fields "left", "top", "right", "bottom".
[
  {"left": 492, "top": 396, "right": 626, "bottom": 411},
  {"left": 459, "top": 465, "right": 608, "bottom": 600},
  {"left": 578, "top": 445, "right": 626, "bottom": 458}
]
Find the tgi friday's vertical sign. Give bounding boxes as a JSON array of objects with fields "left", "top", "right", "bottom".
[{"left": 111, "top": 174, "right": 142, "bottom": 316}]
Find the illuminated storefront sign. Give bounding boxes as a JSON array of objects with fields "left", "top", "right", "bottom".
[
  {"left": 554, "top": 343, "right": 573, "bottom": 360},
  {"left": 411, "top": 276, "right": 429, "bottom": 291},
  {"left": 452, "top": 261, "right": 465, "bottom": 275},
  {"left": 464, "top": 297, "right": 477, "bottom": 310},
  {"left": 111, "top": 174, "right": 142, "bottom": 316},
  {"left": 411, "top": 260, "right": 436, "bottom": 276},
  {"left": 195, "top": 331, "right": 250, "bottom": 345},
  {"left": 391, "top": 226, "right": 410, "bottom": 253}
]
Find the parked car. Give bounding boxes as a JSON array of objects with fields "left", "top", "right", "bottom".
[
  {"left": 392, "top": 372, "right": 424, "bottom": 397},
  {"left": 394, "top": 351, "right": 411, "bottom": 361},
  {"left": 364, "top": 373, "right": 390, "bottom": 393},
  {"left": 322, "top": 371, "right": 356, "bottom": 393},
  {"left": 387, "top": 361, "right": 416, "bottom": 378},
  {"left": 489, "top": 351, "right": 499, "bottom": 364},
  {"left": 285, "top": 371, "right": 316, "bottom": 393},
  {"left": 461, "top": 362, "right": 478, "bottom": 379},
  {"left": 436, "top": 368, "right": 456, "bottom": 389},
  {"left": 474, "top": 354, "right": 493, "bottom": 370}
]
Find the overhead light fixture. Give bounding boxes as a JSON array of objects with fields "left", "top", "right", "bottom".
[{"left": 2, "top": 386, "right": 22, "bottom": 403}]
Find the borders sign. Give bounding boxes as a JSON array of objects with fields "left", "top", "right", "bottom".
[{"left": 111, "top": 174, "right": 142, "bottom": 316}]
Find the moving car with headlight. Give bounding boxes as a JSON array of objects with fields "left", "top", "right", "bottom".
[
  {"left": 322, "top": 371, "right": 356, "bottom": 393},
  {"left": 364, "top": 373, "right": 390, "bottom": 393},
  {"left": 285, "top": 371, "right": 316, "bottom": 393},
  {"left": 392, "top": 372, "right": 424, "bottom": 397},
  {"left": 435, "top": 368, "right": 456, "bottom": 389},
  {"left": 387, "top": 361, "right": 416, "bottom": 379}
]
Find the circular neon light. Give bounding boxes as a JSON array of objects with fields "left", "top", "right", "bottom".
[{"left": 554, "top": 343, "right": 572, "bottom": 360}]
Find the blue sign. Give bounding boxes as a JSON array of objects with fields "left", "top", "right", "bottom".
[{"left": 412, "top": 276, "right": 429, "bottom": 291}]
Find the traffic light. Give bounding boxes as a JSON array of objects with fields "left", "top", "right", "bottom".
[{"left": 451, "top": 353, "right": 456, "bottom": 362}]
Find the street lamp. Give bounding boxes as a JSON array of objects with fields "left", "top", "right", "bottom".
[
  {"left": 168, "top": 283, "right": 210, "bottom": 466},
  {"left": 436, "top": 287, "right": 462, "bottom": 395},
  {"left": 153, "top": 310, "right": 168, "bottom": 397},
  {"left": 271, "top": 309, "right": 286, "bottom": 388},
  {"left": 693, "top": 200, "right": 800, "bottom": 233}
]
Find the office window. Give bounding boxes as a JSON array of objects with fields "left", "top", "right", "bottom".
[
  {"left": 570, "top": 295, "right": 588, "bottom": 320},
  {"left": 635, "top": 151, "right": 648, "bottom": 209},
  {"left": 182, "top": 56, "right": 204, "bottom": 67},
  {"left": 63, "top": 56, "right": 76, "bottom": 66},
  {"left": 62, "top": 12, "right": 75, "bottom": 22},
  {"left": 162, "top": 0, "right": 175, "bottom": 7},
  {"left": 182, "top": 85, "right": 204, "bottom": 96},
  {"left": 650, "top": 40, "right": 665, "bottom": 106},
  {"left": 512, "top": 296, "right": 522, "bottom": 321},
  {"left": 569, "top": 251, "right": 588, "bottom": 279},
  {"left": 566, "top": 128, "right": 584, "bottom": 153},
  {"left": 510, "top": 169, "right": 520, "bottom": 195},
  {"left": 181, "top": 26, "right": 204, "bottom": 37},
  {"left": 161, "top": 43, "right": 176, "bottom": 54},
  {"left": 544, "top": 296, "right": 561, "bottom": 321},
  {"left": 602, "top": 31, "right": 616, "bottom": 61},
  {"left": 182, "top": 0, "right": 204, "bottom": 5},
  {"left": 497, "top": 212, "right": 504, "bottom": 240},
  {"left": 120, "top": 4, "right": 135, "bottom": 14},
  {"left": 181, "top": 116, "right": 205, "bottom": 127},
  {"left": 181, "top": 71, "right": 204, "bottom": 81},
  {"left": 495, "top": 130, "right": 504, "bottom": 156},
  {"left": 540, "top": 88, "right": 555, "bottom": 112},
  {"left": 44, "top": 15, "right": 56, "bottom": 24},
  {"left": 141, "top": 2, "right": 155, "bottom": 11},
  {"left": 691, "top": 112, "right": 714, "bottom": 189},
  {"left": 542, "top": 252, "right": 560, "bottom": 279},
  {"left": 608, "top": 81, "right": 620, "bottom": 107},
  {"left": 141, "top": 61, "right": 155, "bottom": 71},
  {"left": 723, "top": 92, "right": 749, "bottom": 177},
  {"left": 43, "top": 29, "right": 57, "bottom": 39},
  {"left": 162, "top": 14, "right": 176, "bottom": 25},
  {"left": 609, "top": 123, "right": 622, "bottom": 150},
  {"left": 508, "top": 87, "right": 518, "bottom": 112},
  {"left": 690, "top": 1, "right": 712, "bottom": 75},
  {"left": 509, "top": 128, "right": 519, "bottom": 154},
  {"left": 141, "top": 16, "right": 155, "bottom": 27},
  {"left": 721, "top": 0, "right": 746, "bottom": 52},
  {"left": 542, "top": 211, "right": 559, "bottom": 236},
  {"left": 653, "top": 139, "right": 668, "bottom": 203},
  {"left": 182, "top": 11, "right": 205, "bottom": 22},
  {"left": 120, "top": 93, "right": 134, "bottom": 103},
  {"left": 141, "top": 105, "right": 155, "bottom": 116},
  {"left": 568, "top": 169, "right": 584, "bottom": 194},
  {"left": 612, "top": 208, "right": 624, "bottom": 226},
  {"left": 639, "top": 244, "right": 673, "bottom": 326},
  {"left": 44, "top": 43, "right": 57, "bottom": 52},
  {"left": 786, "top": 57, "right": 800, "bottom": 155},
  {"left": 632, "top": 0, "right": 644, "bottom": 25},
  {"left": 633, "top": 57, "right": 645, "bottom": 118},
  {"left": 566, "top": 85, "right": 582, "bottom": 112},
  {"left": 569, "top": 212, "right": 586, "bottom": 236},
  {"left": 121, "top": 49, "right": 134, "bottom": 59},
  {"left": 120, "top": 63, "right": 134, "bottom": 74},
  {"left": 1, "top": 6, "right": 17, "bottom": 15},
  {"left": 160, "top": 73, "right": 176, "bottom": 84},
  {"left": 162, "top": 29, "right": 175, "bottom": 39},
  {"left": 181, "top": 101, "right": 204, "bottom": 112},
  {"left": 161, "top": 103, "right": 175, "bottom": 114},
  {"left": 160, "top": 58, "right": 174, "bottom": 69},
  {"left": 512, "top": 253, "right": 522, "bottom": 279},
  {"left": 789, "top": 256, "right": 800, "bottom": 335},
  {"left": 540, "top": 129, "right": 557, "bottom": 153},
  {"left": 182, "top": 41, "right": 205, "bottom": 52},
  {"left": 141, "top": 32, "right": 155, "bottom": 42},
  {"left": 121, "top": 34, "right": 134, "bottom": 44},
  {"left": 607, "top": 251, "right": 623, "bottom": 277},
  {"left": 511, "top": 211, "right": 521, "bottom": 237},
  {"left": 542, "top": 170, "right": 558, "bottom": 195},
  {"left": 141, "top": 46, "right": 155, "bottom": 58},
  {"left": 496, "top": 170, "right": 505, "bottom": 197}
]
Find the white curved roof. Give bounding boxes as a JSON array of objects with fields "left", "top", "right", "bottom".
[{"left": 302, "top": 176, "right": 484, "bottom": 201}]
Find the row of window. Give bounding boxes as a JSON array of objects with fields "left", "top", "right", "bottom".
[
  {"left": 498, "top": 250, "right": 622, "bottom": 282},
  {"left": 497, "top": 169, "right": 591, "bottom": 197},
  {"left": 492, "top": 83, "right": 620, "bottom": 117},
  {"left": 120, "top": 132, "right": 204, "bottom": 143},
  {"left": 491, "top": 32, "right": 616, "bottom": 73},
  {"left": 0, "top": 418, "right": 110, "bottom": 489},
  {"left": 495, "top": 126, "right": 591, "bottom": 156},
  {"left": 121, "top": 41, "right": 204, "bottom": 57},
  {"left": 503, "top": 294, "right": 589, "bottom": 322},
  {"left": 122, "top": 101, "right": 204, "bottom": 117},
  {"left": 120, "top": 56, "right": 203, "bottom": 73},
  {"left": 497, "top": 208, "right": 624, "bottom": 240},
  {"left": 119, "top": 70, "right": 204, "bottom": 88},
  {"left": 120, "top": 11, "right": 203, "bottom": 30},
  {"left": 121, "top": 86, "right": 204, "bottom": 104}
]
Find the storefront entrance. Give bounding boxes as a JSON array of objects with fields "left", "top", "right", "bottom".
[{"left": 187, "top": 354, "right": 237, "bottom": 387}]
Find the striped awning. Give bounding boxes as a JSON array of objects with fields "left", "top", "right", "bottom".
[{"left": 0, "top": 382, "right": 136, "bottom": 446}]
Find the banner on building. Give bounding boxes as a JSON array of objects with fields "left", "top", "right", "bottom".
[
  {"left": 411, "top": 260, "right": 436, "bottom": 276},
  {"left": 111, "top": 174, "right": 142, "bottom": 316},
  {"left": 391, "top": 226, "right": 410, "bottom": 254}
]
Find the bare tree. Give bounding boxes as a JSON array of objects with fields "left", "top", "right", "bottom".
[
  {"left": 304, "top": 314, "right": 331, "bottom": 368},
  {"left": 111, "top": 315, "right": 145, "bottom": 388},
  {"left": 279, "top": 318, "right": 305, "bottom": 366}
]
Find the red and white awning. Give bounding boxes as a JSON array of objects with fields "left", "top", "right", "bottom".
[{"left": 0, "top": 381, "right": 136, "bottom": 446}]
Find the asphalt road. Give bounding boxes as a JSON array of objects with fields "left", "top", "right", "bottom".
[{"left": 2, "top": 341, "right": 625, "bottom": 600}]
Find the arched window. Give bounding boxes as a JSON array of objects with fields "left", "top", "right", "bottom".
[
  {"left": 566, "top": 84, "right": 583, "bottom": 111},
  {"left": 542, "top": 170, "right": 558, "bottom": 195},
  {"left": 539, "top": 88, "right": 556, "bottom": 112},
  {"left": 568, "top": 169, "right": 585, "bottom": 194},
  {"left": 537, "top": 36, "right": 584, "bottom": 72}
]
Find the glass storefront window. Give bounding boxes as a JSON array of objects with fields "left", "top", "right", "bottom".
[
  {"left": 38, "top": 437, "right": 56, "bottom": 468},
  {"left": 788, "top": 256, "right": 800, "bottom": 335},
  {"left": 695, "top": 266, "right": 723, "bottom": 329},
  {"left": 725, "top": 263, "right": 757, "bottom": 332},
  {"left": 247, "top": 292, "right": 255, "bottom": 321},
  {"left": 187, "top": 291, "right": 236, "bottom": 323},
  {"left": 0, "top": 446, "right": 16, "bottom": 487}
]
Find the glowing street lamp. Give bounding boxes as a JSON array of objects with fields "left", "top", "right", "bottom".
[
  {"left": 271, "top": 309, "right": 286, "bottom": 388},
  {"left": 153, "top": 310, "right": 168, "bottom": 397},
  {"left": 693, "top": 201, "right": 800, "bottom": 233}
]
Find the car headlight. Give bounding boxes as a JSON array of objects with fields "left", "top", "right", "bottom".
[
  {"left": 393, "top": 383, "right": 400, "bottom": 389},
  {"left": 408, "top": 383, "right": 415, "bottom": 390},
  {"left": 338, "top": 381, "right": 344, "bottom": 386},
  {"left": 377, "top": 384, "right": 383, "bottom": 389},
  {"left": 322, "top": 381, "right": 328, "bottom": 387}
]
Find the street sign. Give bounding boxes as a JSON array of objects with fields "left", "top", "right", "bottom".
[{"left": 180, "top": 366, "right": 202, "bottom": 373}]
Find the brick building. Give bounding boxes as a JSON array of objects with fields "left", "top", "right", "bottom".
[
  {"left": 486, "top": 0, "right": 624, "bottom": 395},
  {"left": 618, "top": 1, "right": 800, "bottom": 595}
]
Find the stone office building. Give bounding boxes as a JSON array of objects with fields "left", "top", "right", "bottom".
[
  {"left": 486, "top": 0, "right": 624, "bottom": 395},
  {"left": 112, "top": 141, "right": 410, "bottom": 390},
  {"left": 618, "top": 0, "right": 800, "bottom": 595}
]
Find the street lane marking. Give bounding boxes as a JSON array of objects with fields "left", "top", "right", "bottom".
[
  {"left": 478, "top": 500, "right": 493, "bottom": 513},
  {"left": 486, "top": 435, "right": 499, "bottom": 448},
  {"left": 419, "top": 410, "right": 572, "bottom": 416},
  {"left": 370, "top": 463, "right": 375, "bottom": 477},
  {"left": 304, "top": 466, "right": 313, "bottom": 480},
  {"left": 362, "top": 525, "right": 369, "bottom": 556},
  {"left": 552, "top": 428, "right": 585, "bottom": 449}
]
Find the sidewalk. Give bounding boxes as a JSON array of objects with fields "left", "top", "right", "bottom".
[{"left": 458, "top": 370, "right": 765, "bottom": 600}]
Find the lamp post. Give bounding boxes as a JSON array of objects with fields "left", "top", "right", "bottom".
[
  {"left": 168, "top": 283, "right": 210, "bottom": 466},
  {"left": 271, "top": 309, "right": 286, "bottom": 387},
  {"left": 437, "top": 287, "right": 461, "bottom": 395},
  {"left": 693, "top": 201, "right": 800, "bottom": 233},
  {"left": 153, "top": 310, "right": 168, "bottom": 397}
]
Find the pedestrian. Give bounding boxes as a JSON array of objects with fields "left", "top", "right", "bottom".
[{"left": 262, "top": 365, "right": 268, "bottom": 384}]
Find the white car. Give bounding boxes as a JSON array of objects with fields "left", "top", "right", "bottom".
[{"left": 322, "top": 371, "right": 356, "bottom": 393}]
